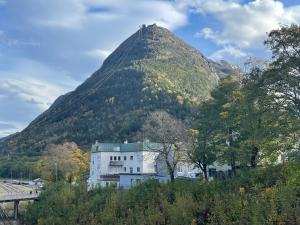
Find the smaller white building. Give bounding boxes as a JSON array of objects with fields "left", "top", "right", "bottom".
[{"left": 88, "top": 141, "right": 231, "bottom": 189}]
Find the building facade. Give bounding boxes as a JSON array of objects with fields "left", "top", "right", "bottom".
[{"left": 88, "top": 141, "right": 231, "bottom": 189}]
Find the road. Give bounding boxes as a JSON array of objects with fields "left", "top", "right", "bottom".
[{"left": 0, "top": 182, "right": 36, "bottom": 197}]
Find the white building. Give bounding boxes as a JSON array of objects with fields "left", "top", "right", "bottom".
[{"left": 88, "top": 141, "right": 231, "bottom": 189}]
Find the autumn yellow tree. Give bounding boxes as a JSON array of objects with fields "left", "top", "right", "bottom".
[{"left": 35, "top": 142, "right": 89, "bottom": 183}]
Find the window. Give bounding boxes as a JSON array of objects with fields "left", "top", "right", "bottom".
[
  {"left": 110, "top": 156, "right": 113, "bottom": 161},
  {"left": 177, "top": 165, "right": 182, "bottom": 172},
  {"left": 118, "top": 156, "right": 121, "bottom": 161},
  {"left": 137, "top": 167, "right": 140, "bottom": 172},
  {"left": 130, "top": 156, "right": 133, "bottom": 160},
  {"left": 114, "top": 156, "right": 117, "bottom": 161},
  {"left": 130, "top": 167, "right": 133, "bottom": 174},
  {"left": 209, "top": 168, "right": 217, "bottom": 177},
  {"left": 124, "top": 156, "right": 127, "bottom": 161},
  {"left": 124, "top": 167, "right": 127, "bottom": 172}
]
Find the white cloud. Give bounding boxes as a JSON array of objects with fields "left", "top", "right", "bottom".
[
  {"left": 210, "top": 46, "right": 247, "bottom": 60},
  {"left": 0, "top": 31, "right": 40, "bottom": 47},
  {"left": 0, "top": 121, "right": 24, "bottom": 138},
  {"left": 86, "top": 49, "right": 112, "bottom": 60},
  {"left": 0, "top": 58, "right": 80, "bottom": 136},
  {"left": 0, "top": 79, "right": 64, "bottom": 110},
  {"left": 16, "top": 0, "right": 187, "bottom": 30},
  {"left": 30, "top": 0, "right": 86, "bottom": 29},
  {"left": 3, "top": 0, "right": 187, "bottom": 81},
  {"left": 182, "top": 0, "right": 300, "bottom": 48},
  {"left": 0, "top": 59, "right": 79, "bottom": 109}
]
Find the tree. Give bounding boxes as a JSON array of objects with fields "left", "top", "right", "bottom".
[
  {"left": 239, "top": 66, "right": 282, "bottom": 168},
  {"left": 188, "top": 101, "right": 219, "bottom": 181},
  {"left": 211, "top": 78, "right": 242, "bottom": 175},
  {"left": 264, "top": 24, "right": 300, "bottom": 117},
  {"left": 35, "top": 142, "right": 89, "bottom": 183},
  {"left": 141, "top": 110, "right": 189, "bottom": 182}
]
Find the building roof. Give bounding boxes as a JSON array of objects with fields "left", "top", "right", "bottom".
[{"left": 91, "top": 142, "right": 163, "bottom": 153}]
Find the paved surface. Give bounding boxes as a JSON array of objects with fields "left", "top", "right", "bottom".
[{"left": 0, "top": 182, "right": 38, "bottom": 202}]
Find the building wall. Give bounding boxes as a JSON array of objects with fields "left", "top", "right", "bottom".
[
  {"left": 119, "top": 174, "right": 169, "bottom": 189},
  {"left": 89, "top": 152, "right": 101, "bottom": 185},
  {"left": 88, "top": 142, "right": 232, "bottom": 189},
  {"left": 89, "top": 149, "right": 159, "bottom": 187}
]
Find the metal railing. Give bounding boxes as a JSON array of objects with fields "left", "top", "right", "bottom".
[{"left": 0, "top": 205, "right": 14, "bottom": 225}]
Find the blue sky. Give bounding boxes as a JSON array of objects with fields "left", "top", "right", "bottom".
[{"left": 0, "top": 0, "right": 300, "bottom": 137}]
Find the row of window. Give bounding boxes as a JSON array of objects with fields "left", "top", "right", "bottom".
[
  {"left": 92, "top": 166, "right": 141, "bottom": 175},
  {"left": 124, "top": 167, "right": 140, "bottom": 173},
  {"left": 110, "top": 155, "right": 134, "bottom": 161}
]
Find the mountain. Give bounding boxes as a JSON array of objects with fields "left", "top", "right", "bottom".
[
  {"left": 211, "top": 60, "right": 239, "bottom": 79},
  {"left": 0, "top": 24, "right": 235, "bottom": 155}
]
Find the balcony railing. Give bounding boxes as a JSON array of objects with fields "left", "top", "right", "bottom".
[{"left": 109, "top": 161, "right": 124, "bottom": 166}]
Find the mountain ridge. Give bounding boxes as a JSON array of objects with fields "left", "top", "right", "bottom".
[{"left": 0, "top": 24, "right": 236, "bottom": 154}]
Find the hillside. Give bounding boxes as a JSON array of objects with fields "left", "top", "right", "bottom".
[{"left": 0, "top": 24, "right": 235, "bottom": 155}]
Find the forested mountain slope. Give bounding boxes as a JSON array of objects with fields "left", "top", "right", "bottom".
[{"left": 0, "top": 24, "right": 235, "bottom": 154}]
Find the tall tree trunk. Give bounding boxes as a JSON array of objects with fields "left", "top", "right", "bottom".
[
  {"left": 250, "top": 145, "right": 259, "bottom": 168},
  {"left": 166, "top": 160, "right": 175, "bottom": 182},
  {"left": 230, "top": 152, "right": 236, "bottom": 176},
  {"left": 170, "top": 172, "right": 175, "bottom": 183},
  {"left": 203, "top": 164, "right": 208, "bottom": 181}
]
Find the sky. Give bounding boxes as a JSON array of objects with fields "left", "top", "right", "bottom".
[{"left": 1, "top": 0, "right": 300, "bottom": 137}]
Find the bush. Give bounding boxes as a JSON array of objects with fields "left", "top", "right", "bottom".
[{"left": 24, "top": 162, "right": 300, "bottom": 225}]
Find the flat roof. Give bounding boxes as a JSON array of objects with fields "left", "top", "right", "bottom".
[{"left": 91, "top": 142, "right": 163, "bottom": 153}]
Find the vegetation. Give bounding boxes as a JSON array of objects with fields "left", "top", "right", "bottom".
[
  {"left": 141, "top": 111, "right": 189, "bottom": 182},
  {"left": 21, "top": 24, "right": 300, "bottom": 225},
  {"left": 188, "top": 24, "right": 300, "bottom": 176},
  {"left": 35, "top": 142, "right": 89, "bottom": 183},
  {"left": 23, "top": 163, "right": 300, "bottom": 225},
  {"left": 0, "top": 155, "right": 40, "bottom": 179}
]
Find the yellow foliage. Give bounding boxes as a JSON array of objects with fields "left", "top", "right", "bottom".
[
  {"left": 265, "top": 187, "right": 274, "bottom": 196},
  {"left": 176, "top": 95, "right": 184, "bottom": 104},
  {"left": 36, "top": 142, "right": 89, "bottom": 183},
  {"left": 71, "top": 149, "right": 90, "bottom": 180},
  {"left": 222, "top": 102, "right": 231, "bottom": 109},
  {"left": 220, "top": 111, "right": 229, "bottom": 119},
  {"left": 239, "top": 187, "right": 245, "bottom": 193},
  {"left": 191, "top": 219, "right": 197, "bottom": 225},
  {"left": 190, "top": 129, "right": 199, "bottom": 140}
]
